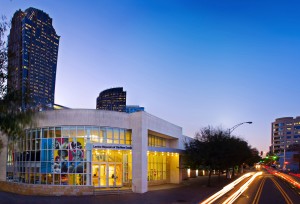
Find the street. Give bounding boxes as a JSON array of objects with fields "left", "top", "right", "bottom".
[
  {"left": 201, "top": 169, "right": 300, "bottom": 204},
  {"left": 236, "top": 171, "right": 300, "bottom": 204}
]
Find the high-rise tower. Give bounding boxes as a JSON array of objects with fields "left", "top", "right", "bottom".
[
  {"left": 96, "top": 87, "right": 126, "bottom": 112},
  {"left": 8, "top": 7, "right": 59, "bottom": 109}
]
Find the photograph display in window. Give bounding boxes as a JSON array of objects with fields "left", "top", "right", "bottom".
[{"left": 54, "top": 138, "right": 84, "bottom": 173}]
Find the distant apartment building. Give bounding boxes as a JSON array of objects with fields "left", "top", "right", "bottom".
[
  {"left": 126, "top": 105, "right": 144, "bottom": 113},
  {"left": 271, "top": 117, "right": 300, "bottom": 153},
  {"left": 8, "top": 7, "right": 59, "bottom": 109},
  {"left": 96, "top": 87, "right": 126, "bottom": 112}
]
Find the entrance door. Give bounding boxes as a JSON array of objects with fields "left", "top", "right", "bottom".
[
  {"left": 99, "top": 164, "right": 106, "bottom": 186},
  {"left": 108, "top": 163, "right": 122, "bottom": 187},
  {"left": 92, "top": 164, "right": 100, "bottom": 187},
  {"left": 93, "top": 163, "right": 122, "bottom": 187},
  {"left": 114, "top": 163, "right": 122, "bottom": 186}
]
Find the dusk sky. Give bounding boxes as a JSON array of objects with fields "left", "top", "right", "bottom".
[{"left": 2, "top": 0, "right": 300, "bottom": 153}]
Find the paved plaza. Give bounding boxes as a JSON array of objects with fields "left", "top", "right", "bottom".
[{"left": 0, "top": 175, "right": 233, "bottom": 204}]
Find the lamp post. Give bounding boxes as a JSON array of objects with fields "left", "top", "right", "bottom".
[
  {"left": 228, "top": 121, "right": 252, "bottom": 136},
  {"left": 227, "top": 121, "right": 252, "bottom": 177}
]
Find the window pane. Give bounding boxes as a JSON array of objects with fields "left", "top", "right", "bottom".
[
  {"left": 126, "top": 130, "right": 131, "bottom": 145},
  {"left": 62, "top": 127, "right": 70, "bottom": 137},
  {"left": 113, "top": 128, "right": 119, "bottom": 144},
  {"left": 90, "top": 127, "right": 99, "bottom": 143},
  {"left": 36, "top": 129, "right": 41, "bottom": 139},
  {"left": 120, "top": 129, "right": 125, "bottom": 140},
  {"left": 100, "top": 129, "right": 104, "bottom": 143},
  {"left": 55, "top": 127, "right": 61, "bottom": 138},
  {"left": 42, "top": 128, "right": 48, "bottom": 138},
  {"left": 49, "top": 128, "right": 55, "bottom": 138},
  {"left": 107, "top": 128, "right": 112, "bottom": 144},
  {"left": 70, "top": 127, "right": 76, "bottom": 137}
]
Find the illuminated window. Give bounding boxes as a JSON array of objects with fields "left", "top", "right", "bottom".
[
  {"left": 147, "top": 152, "right": 168, "bottom": 181},
  {"left": 148, "top": 135, "right": 166, "bottom": 147},
  {"left": 7, "top": 126, "right": 132, "bottom": 186}
]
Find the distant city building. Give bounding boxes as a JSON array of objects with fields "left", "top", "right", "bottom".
[
  {"left": 96, "top": 87, "right": 126, "bottom": 112},
  {"left": 8, "top": 7, "right": 59, "bottom": 109},
  {"left": 126, "top": 105, "right": 144, "bottom": 113},
  {"left": 278, "top": 151, "right": 299, "bottom": 172},
  {"left": 271, "top": 117, "right": 300, "bottom": 153}
]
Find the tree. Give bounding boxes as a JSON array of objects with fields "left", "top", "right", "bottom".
[
  {"left": 0, "top": 16, "right": 8, "bottom": 98},
  {"left": 245, "top": 147, "right": 261, "bottom": 166},
  {"left": 184, "top": 126, "right": 254, "bottom": 186},
  {"left": 0, "top": 16, "right": 35, "bottom": 152}
]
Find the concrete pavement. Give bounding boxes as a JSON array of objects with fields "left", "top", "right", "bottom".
[{"left": 0, "top": 175, "right": 235, "bottom": 204}]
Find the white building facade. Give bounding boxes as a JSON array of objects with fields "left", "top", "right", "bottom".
[{"left": 1, "top": 109, "right": 187, "bottom": 194}]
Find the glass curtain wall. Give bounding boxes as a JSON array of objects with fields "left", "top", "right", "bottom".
[
  {"left": 6, "top": 126, "right": 132, "bottom": 186},
  {"left": 147, "top": 151, "right": 168, "bottom": 182},
  {"left": 92, "top": 149, "right": 132, "bottom": 187}
]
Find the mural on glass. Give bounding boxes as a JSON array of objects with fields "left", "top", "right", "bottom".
[{"left": 53, "top": 138, "right": 85, "bottom": 173}]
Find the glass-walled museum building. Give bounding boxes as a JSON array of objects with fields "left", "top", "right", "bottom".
[{"left": 0, "top": 109, "right": 187, "bottom": 195}]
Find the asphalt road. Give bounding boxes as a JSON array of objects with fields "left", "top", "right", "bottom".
[
  {"left": 237, "top": 171, "right": 300, "bottom": 204},
  {"left": 207, "top": 170, "right": 300, "bottom": 204}
]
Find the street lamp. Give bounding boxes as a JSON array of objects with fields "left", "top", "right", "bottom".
[
  {"left": 227, "top": 121, "right": 252, "bottom": 177},
  {"left": 228, "top": 121, "right": 252, "bottom": 135}
]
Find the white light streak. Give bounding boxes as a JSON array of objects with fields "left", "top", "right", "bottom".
[
  {"left": 200, "top": 172, "right": 255, "bottom": 204},
  {"left": 222, "top": 171, "right": 263, "bottom": 204}
]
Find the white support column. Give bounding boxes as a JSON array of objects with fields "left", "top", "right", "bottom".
[
  {"left": 131, "top": 113, "right": 148, "bottom": 193},
  {"left": 86, "top": 129, "right": 92, "bottom": 186}
]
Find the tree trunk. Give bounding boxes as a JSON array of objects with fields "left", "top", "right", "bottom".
[
  {"left": 207, "top": 170, "right": 212, "bottom": 187},
  {"left": 239, "top": 165, "right": 243, "bottom": 174},
  {"left": 226, "top": 169, "right": 231, "bottom": 179},
  {"left": 231, "top": 166, "right": 235, "bottom": 178}
]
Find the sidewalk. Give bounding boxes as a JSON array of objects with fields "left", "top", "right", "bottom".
[{"left": 0, "top": 174, "right": 239, "bottom": 204}]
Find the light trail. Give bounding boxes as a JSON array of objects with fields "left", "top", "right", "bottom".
[
  {"left": 200, "top": 172, "right": 255, "bottom": 204},
  {"left": 222, "top": 171, "right": 263, "bottom": 204},
  {"left": 275, "top": 172, "right": 300, "bottom": 189},
  {"left": 264, "top": 166, "right": 300, "bottom": 189}
]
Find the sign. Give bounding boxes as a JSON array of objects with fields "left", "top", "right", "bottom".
[{"left": 93, "top": 144, "right": 132, "bottom": 150}]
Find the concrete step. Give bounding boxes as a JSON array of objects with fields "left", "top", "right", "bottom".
[{"left": 93, "top": 188, "right": 132, "bottom": 195}]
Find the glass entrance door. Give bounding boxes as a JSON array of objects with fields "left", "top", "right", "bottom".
[
  {"left": 108, "top": 164, "right": 115, "bottom": 186},
  {"left": 115, "top": 163, "right": 122, "bottom": 186},
  {"left": 99, "top": 164, "right": 106, "bottom": 186},
  {"left": 92, "top": 164, "right": 99, "bottom": 187},
  {"left": 92, "top": 163, "right": 122, "bottom": 187},
  {"left": 108, "top": 163, "right": 122, "bottom": 187}
]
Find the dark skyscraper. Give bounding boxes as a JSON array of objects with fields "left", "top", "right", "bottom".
[
  {"left": 8, "top": 7, "right": 59, "bottom": 109},
  {"left": 96, "top": 87, "right": 126, "bottom": 112}
]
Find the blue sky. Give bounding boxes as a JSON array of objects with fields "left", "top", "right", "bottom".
[{"left": 2, "top": 0, "right": 300, "bottom": 153}]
